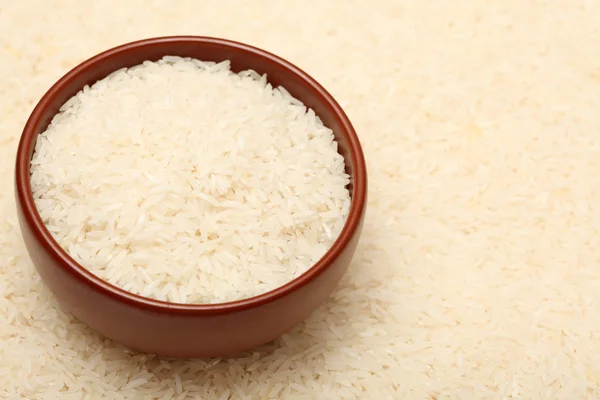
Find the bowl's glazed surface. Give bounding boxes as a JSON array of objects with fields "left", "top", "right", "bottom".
[{"left": 15, "top": 36, "right": 367, "bottom": 357}]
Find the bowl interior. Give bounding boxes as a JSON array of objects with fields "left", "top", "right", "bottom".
[{"left": 18, "top": 36, "right": 366, "bottom": 309}]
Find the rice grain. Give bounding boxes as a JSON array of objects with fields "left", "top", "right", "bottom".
[{"left": 30, "top": 56, "right": 351, "bottom": 304}]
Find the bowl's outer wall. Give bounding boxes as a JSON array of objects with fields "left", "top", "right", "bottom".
[{"left": 15, "top": 37, "right": 367, "bottom": 357}]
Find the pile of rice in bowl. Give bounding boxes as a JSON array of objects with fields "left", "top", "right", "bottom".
[{"left": 30, "top": 56, "right": 351, "bottom": 304}]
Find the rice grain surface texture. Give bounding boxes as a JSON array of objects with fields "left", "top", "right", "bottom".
[
  {"left": 3, "top": 0, "right": 600, "bottom": 399},
  {"left": 30, "top": 56, "right": 351, "bottom": 304}
]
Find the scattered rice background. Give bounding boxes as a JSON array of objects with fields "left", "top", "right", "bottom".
[{"left": 2, "top": 0, "right": 600, "bottom": 398}]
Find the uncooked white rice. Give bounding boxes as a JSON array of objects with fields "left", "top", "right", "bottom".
[
  {"left": 30, "top": 56, "right": 351, "bottom": 304},
  {"left": 5, "top": 2, "right": 600, "bottom": 398}
]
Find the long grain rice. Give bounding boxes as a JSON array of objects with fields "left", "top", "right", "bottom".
[{"left": 30, "top": 56, "right": 351, "bottom": 304}]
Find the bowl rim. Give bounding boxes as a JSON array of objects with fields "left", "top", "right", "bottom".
[{"left": 15, "top": 36, "right": 367, "bottom": 315}]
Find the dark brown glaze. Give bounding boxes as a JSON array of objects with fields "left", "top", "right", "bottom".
[{"left": 15, "top": 36, "right": 367, "bottom": 357}]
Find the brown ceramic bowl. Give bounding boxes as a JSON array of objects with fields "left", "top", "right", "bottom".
[{"left": 15, "top": 36, "right": 367, "bottom": 358}]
